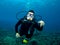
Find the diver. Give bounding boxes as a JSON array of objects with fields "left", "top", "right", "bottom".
[{"left": 15, "top": 10, "right": 45, "bottom": 43}]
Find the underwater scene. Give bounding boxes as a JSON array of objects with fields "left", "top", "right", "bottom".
[{"left": 0, "top": 0, "right": 60, "bottom": 45}]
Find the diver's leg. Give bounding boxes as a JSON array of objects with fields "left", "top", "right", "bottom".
[
  {"left": 26, "top": 34, "right": 32, "bottom": 39},
  {"left": 23, "top": 32, "right": 34, "bottom": 44},
  {"left": 21, "top": 30, "right": 29, "bottom": 44},
  {"left": 26, "top": 29, "right": 34, "bottom": 39},
  {"left": 22, "top": 29, "right": 35, "bottom": 44}
]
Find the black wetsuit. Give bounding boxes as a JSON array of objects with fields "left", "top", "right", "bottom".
[{"left": 15, "top": 17, "right": 43, "bottom": 39}]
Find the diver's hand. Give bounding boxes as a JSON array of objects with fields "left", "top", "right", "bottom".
[
  {"left": 16, "top": 33, "right": 21, "bottom": 38},
  {"left": 38, "top": 20, "right": 45, "bottom": 27}
]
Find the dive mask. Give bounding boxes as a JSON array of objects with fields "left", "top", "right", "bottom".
[{"left": 27, "top": 14, "right": 34, "bottom": 20}]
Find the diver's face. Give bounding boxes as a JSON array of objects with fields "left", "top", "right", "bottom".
[{"left": 27, "top": 12, "right": 34, "bottom": 21}]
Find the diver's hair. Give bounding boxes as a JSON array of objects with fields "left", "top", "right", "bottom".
[{"left": 28, "top": 10, "right": 35, "bottom": 13}]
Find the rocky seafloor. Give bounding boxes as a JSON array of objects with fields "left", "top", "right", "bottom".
[{"left": 0, "top": 29, "right": 60, "bottom": 45}]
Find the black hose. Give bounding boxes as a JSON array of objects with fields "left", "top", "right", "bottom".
[{"left": 16, "top": 11, "right": 27, "bottom": 20}]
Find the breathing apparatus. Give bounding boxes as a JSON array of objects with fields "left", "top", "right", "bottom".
[{"left": 16, "top": 10, "right": 42, "bottom": 21}]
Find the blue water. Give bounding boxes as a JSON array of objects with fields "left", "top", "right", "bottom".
[
  {"left": 0, "top": 0, "right": 60, "bottom": 33},
  {"left": 0, "top": 0, "right": 60, "bottom": 45}
]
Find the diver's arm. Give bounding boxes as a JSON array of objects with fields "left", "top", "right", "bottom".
[
  {"left": 15, "top": 20, "right": 21, "bottom": 33},
  {"left": 34, "top": 20, "right": 45, "bottom": 31},
  {"left": 15, "top": 18, "right": 23, "bottom": 33}
]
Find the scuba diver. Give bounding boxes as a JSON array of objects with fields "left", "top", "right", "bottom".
[{"left": 15, "top": 10, "right": 45, "bottom": 44}]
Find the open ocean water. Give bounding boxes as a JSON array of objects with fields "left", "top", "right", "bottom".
[{"left": 0, "top": 0, "right": 60, "bottom": 45}]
